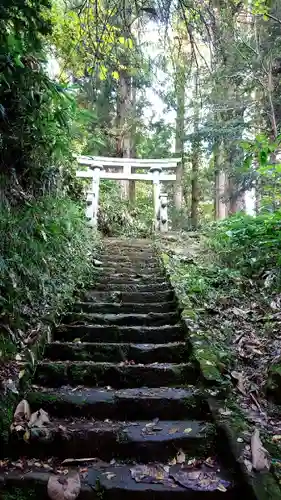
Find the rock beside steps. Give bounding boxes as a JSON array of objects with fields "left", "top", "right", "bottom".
[{"left": 1, "top": 239, "right": 247, "bottom": 499}]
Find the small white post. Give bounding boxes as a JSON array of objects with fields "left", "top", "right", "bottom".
[
  {"left": 159, "top": 193, "right": 168, "bottom": 232},
  {"left": 150, "top": 166, "right": 162, "bottom": 231},
  {"left": 86, "top": 164, "right": 103, "bottom": 227}
]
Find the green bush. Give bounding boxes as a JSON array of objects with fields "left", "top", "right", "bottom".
[
  {"left": 209, "top": 211, "right": 281, "bottom": 287},
  {"left": 0, "top": 195, "right": 96, "bottom": 332},
  {"left": 98, "top": 180, "right": 153, "bottom": 237}
]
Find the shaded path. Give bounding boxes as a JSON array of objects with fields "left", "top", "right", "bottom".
[{"left": 3, "top": 239, "right": 245, "bottom": 498}]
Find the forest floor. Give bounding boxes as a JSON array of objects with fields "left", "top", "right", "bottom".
[{"left": 160, "top": 231, "right": 281, "bottom": 483}]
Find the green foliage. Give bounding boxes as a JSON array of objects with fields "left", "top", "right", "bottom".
[
  {"left": 0, "top": 195, "right": 96, "bottom": 331},
  {"left": 98, "top": 181, "right": 153, "bottom": 237},
  {"left": 209, "top": 212, "right": 281, "bottom": 287},
  {"left": 136, "top": 119, "right": 173, "bottom": 158},
  {"left": 0, "top": 0, "right": 77, "bottom": 198},
  {"left": 1, "top": 487, "right": 37, "bottom": 500}
]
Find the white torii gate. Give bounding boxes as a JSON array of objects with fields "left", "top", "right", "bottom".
[{"left": 75, "top": 156, "right": 181, "bottom": 232}]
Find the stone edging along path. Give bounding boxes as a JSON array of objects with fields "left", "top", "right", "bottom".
[
  {"left": 157, "top": 235, "right": 281, "bottom": 500},
  {"left": 0, "top": 237, "right": 280, "bottom": 499}
]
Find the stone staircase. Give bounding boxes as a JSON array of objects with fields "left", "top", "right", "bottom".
[{"left": 3, "top": 239, "right": 247, "bottom": 498}]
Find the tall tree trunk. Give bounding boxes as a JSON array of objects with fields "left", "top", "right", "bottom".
[
  {"left": 129, "top": 81, "right": 137, "bottom": 203},
  {"left": 213, "top": 139, "right": 228, "bottom": 219},
  {"left": 116, "top": 69, "right": 132, "bottom": 199},
  {"left": 174, "top": 69, "right": 185, "bottom": 210},
  {"left": 190, "top": 90, "right": 200, "bottom": 228}
]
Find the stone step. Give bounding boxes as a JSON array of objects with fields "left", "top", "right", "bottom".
[
  {"left": 44, "top": 341, "right": 189, "bottom": 363},
  {"left": 100, "top": 249, "right": 154, "bottom": 263},
  {"left": 73, "top": 301, "right": 178, "bottom": 314},
  {"left": 55, "top": 324, "right": 184, "bottom": 343},
  {"left": 27, "top": 386, "right": 209, "bottom": 420},
  {"left": 97, "top": 276, "right": 166, "bottom": 284},
  {"left": 62, "top": 312, "right": 179, "bottom": 327},
  {"left": 97, "top": 270, "right": 166, "bottom": 279},
  {"left": 102, "top": 261, "right": 162, "bottom": 270},
  {"left": 81, "top": 290, "right": 175, "bottom": 303},
  {"left": 99, "top": 266, "right": 164, "bottom": 274},
  {"left": 10, "top": 418, "right": 214, "bottom": 462},
  {"left": 0, "top": 463, "right": 241, "bottom": 499},
  {"left": 34, "top": 361, "right": 197, "bottom": 388},
  {"left": 95, "top": 283, "right": 171, "bottom": 292}
]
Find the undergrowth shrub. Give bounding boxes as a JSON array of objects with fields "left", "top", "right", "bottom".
[
  {"left": 98, "top": 180, "right": 153, "bottom": 237},
  {"left": 0, "top": 195, "right": 96, "bottom": 334},
  {"left": 208, "top": 211, "right": 281, "bottom": 288}
]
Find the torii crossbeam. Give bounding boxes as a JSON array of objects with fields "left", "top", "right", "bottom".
[{"left": 75, "top": 155, "right": 181, "bottom": 232}]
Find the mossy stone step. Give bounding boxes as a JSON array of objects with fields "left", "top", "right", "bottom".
[
  {"left": 101, "top": 261, "right": 162, "bottom": 270},
  {"left": 44, "top": 341, "right": 189, "bottom": 363},
  {"left": 97, "top": 270, "right": 166, "bottom": 279},
  {"left": 0, "top": 464, "right": 242, "bottom": 500},
  {"left": 9, "top": 418, "right": 214, "bottom": 462},
  {"left": 72, "top": 301, "right": 178, "bottom": 314},
  {"left": 100, "top": 254, "right": 156, "bottom": 262},
  {"left": 97, "top": 276, "right": 166, "bottom": 284},
  {"left": 95, "top": 283, "right": 171, "bottom": 292},
  {"left": 27, "top": 386, "right": 209, "bottom": 420},
  {"left": 54, "top": 324, "right": 184, "bottom": 343},
  {"left": 62, "top": 312, "right": 179, "bottom": 327},
  {"left": 99, "top": 265, "right": 164, "bottom": 274},
  {"left": 81, "top": 290, "right": 175, "bottom": 303},
  {"left": 34, "top": 361, "right": 197, "bottom": 388}
]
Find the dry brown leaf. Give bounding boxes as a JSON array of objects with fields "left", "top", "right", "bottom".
[
  {"left": 176, "top": 450, "right": 186, "bottom": 464},
  {"left": 47, "top": 472, "right": 81, "bottom": 500},
  {"left": 102, "top": 472, "right": 116, "bottom": 480},
  {"left": 231, "top": 371, "right": 247, "bottom": 395},
  {"left": 251, "top": 428, "right": 270, "bottom": 472},
  {"left": 61, "top": 458, "right": 98, "bottom": 465},
  {"left": 14, "top": 399, "right": 31, "bottom": 423},
  {"left": 29, "top": 409, "right": 50, "bottom": 428},
  {"left": 168, "top": 458, "right": 177, "bottom": 466},
  {"left": 23, "top": 430, "right": 30, "bottom": 442},
  {"left": 272, "top": 435, "right": 281, "bottom": 443},
  {"left": 168, "top": 428, "right": 179, "bottom": 434}
]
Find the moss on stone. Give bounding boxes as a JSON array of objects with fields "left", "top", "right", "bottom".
[
  {"left": 0, "top": 391, "right": 17, "bottom": 448},
  {"left": 266, "top": 364, "right": 281, "bottom": 403},
  {"left": 1, "top": 487, "right": 37, "bottom": 500}
]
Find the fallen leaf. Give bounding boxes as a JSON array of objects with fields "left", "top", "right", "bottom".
[
  {"left": 204, "top": 457, "right": 215, "bottom": 468},
  {"left": 29, "top": 409, "right": 50, "bottom": 428},
  {"left": 61, "top": 458, "right": 98, "bottom": 465},
  {"left": 184, "top": 428, "right": 192, "bottom": 434},
  {"left": 168, "top": 428, "right": 179, "bottom": 434},
  {"left": 47, "top": 472, "right": 81, "bottom": 500},
  {"left": 231, "top": 371, "right": 247, "bottom": 395},
  {"left": 217, "top": 484, "right": 227, "bottom": 492},
  {"left": 102, "top": 472, "right": 116, "bottom": 480},
  {"left": 19, "top": 369, "right": 25, "bottom": 379},
  {"left": 251, "top": 428, "right": 271, "bottom": 472},
  {"left": 170, "top": 470, "right": 230, "bottom": 491},
  {"left": 130, "top": 465, "right": 171, "bottom": 485},
  {"left": 272, "top": 435, "right": 281, "bottom": 443},
  {"left": 14, "top": 399, "right": 31, "bottom": 422},
  {"left": 219, "top": 408, "right": 232, "bottom": 417},
  {"left": 243, "top": 459, "right": 253, "bottom": 473},
  {"left": 23, "top": 430, "right": 30, "bottom": 442},
  {"left": 176, "top": 450, "right": 186, "bottom": 464},
  {"left": 11, "top": 399, "right": 31, "bottom": 431},
  {"left": 168, "top": 458, "right": 177, "bottom": 466}
]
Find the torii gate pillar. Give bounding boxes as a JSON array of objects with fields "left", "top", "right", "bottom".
[
  {"left": 85, "top": 164, "right": 103, "bottom": 227},
  {"left": 150, "top": 166, "right": 162, "bottom": 231}
]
